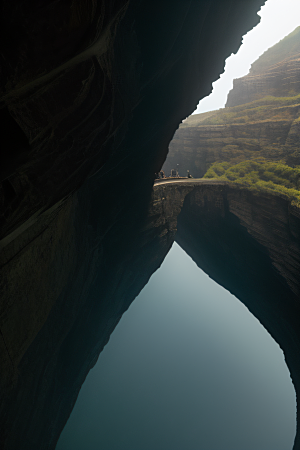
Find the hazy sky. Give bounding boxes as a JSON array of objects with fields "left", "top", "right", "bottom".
[
  {"left": 57, "top": 243, "right": 296, "bottom": 450},
  {"left": 193, "top": 0, "right": 300, "bottom": 114}
]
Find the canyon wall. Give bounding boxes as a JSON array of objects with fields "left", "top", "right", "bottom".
[
  {"left": 164, "top": 110, "right": 299, "bottom": 178},
  {"left": 164, "top": 26, "right": 300, "bottom": 178},
  {"left": 226, "top": 26, "right": 300, "bottom": 107},
  {"left": 0, "top": 1, "right": 267, "bottom": 449}
]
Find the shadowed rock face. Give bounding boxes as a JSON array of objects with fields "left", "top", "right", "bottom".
[
  {"left": 5, "top": 1, "right": 298, "bottom": 449},
  {"left": 0, "top": 0, "right": 264, "bottom": 240}
]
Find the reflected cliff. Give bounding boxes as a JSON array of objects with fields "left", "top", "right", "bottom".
[{"left": 56, "top": 243, "right": 296, "bottom": 450}]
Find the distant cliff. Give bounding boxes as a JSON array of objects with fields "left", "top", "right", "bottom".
[
  {"left": 164, "top": 26, "right": 300, "bottom": 181},
  {"left": 227, "top": 26, "right": 300, "bottom": 107}
]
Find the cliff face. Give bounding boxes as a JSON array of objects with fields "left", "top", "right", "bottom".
[
  {"left": 164, "top": 111, "right": 298, "bottom": 178},
  {"left": 164, "top": 26, "right": 300, "bottom": 179},
  {"left": 226, "top": 56, "right": 300, "bottom": 107},
  {"left": 0, "top": 0, "right": 264, "bottom": 241},
  {"left": 226, "top": 26, "right": 300, "bottom": 107},
  {"left": 0, "top": 1, "right": 267, "bottom": 449}
]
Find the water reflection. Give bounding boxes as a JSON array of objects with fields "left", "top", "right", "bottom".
[{"left": 56, "top": 242, "right": 296, "bottom": 450}]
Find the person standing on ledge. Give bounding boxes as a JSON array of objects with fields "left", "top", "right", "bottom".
[{"left": 187, "top": 170, "right": 193, "bottom": 178}]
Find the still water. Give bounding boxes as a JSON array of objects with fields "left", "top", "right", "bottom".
[{"left": 56, "top": 242, "right": 296, "bottom": 450}]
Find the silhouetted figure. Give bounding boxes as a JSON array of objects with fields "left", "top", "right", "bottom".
[
  {"left": 159, "top": 170, "right": 165, "bottom": 178},
  {"left": 170, "top": 169, "right": 178, "bottom": 177},
  {"left": 187, "top": 170, "right": 193, "bottom": 178}
]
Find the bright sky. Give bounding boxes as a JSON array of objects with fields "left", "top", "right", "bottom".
[{"left": 193, "top": 0, "right": 300, "bottom": 114}]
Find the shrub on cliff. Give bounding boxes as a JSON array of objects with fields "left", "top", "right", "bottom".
[{"left": 203, "top": 160, "right": 300, "bottom": 206}]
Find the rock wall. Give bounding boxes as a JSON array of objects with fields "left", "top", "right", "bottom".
[
  {"left": 226, "top": 57, "right": 300, "bottom": 107},
  {"left": 0, "top": 1, "right": 267, "bottom": 448},
  {"left": 227, "top": 26, "right": 300, "bottom": 107},
  {"left": 0, "top": 0, "right": 264, "bottom": 240},
  {"left": 164, "top": 108, "right": 300, "bottom": 178}
]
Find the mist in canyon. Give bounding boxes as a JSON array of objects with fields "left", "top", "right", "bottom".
[{"left": 56, "top": 243, "right": 296, "bottom": 450}]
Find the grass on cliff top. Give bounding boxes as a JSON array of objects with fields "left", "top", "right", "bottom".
[
  {"left": 203, "top": 160, "right": 300, "bottom": 207},
  {"left": 182, "top": 94, "right": 300, "bottom": 127}
]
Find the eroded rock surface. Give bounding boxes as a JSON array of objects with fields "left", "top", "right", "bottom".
[
  {"left": 0, "top": 1, "right": 267, "bottom": 449},
  {"left": 0, "top": 0, "right": 264, "bottom": 240},
  {"left": 227, "top": 26, "right": 300, "bottom": 106}
]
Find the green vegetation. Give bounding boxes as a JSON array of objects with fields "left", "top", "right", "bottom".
[
  {"left": 178, "top": 25, "right": 300, "bottom": 208},
  {"left": 203, "top": 160, "right": 300, "bottom": 206}
]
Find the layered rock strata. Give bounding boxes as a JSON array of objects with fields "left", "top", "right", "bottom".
[
  {"left": 0, "top": 1, "right": 267, "bottom": 449},
  {"left": 227, "top": 26, "right": 300, "bottom": 107},
  {"left": 0, "top": 0, "right": 264, "bottom": 241},
  {"left": 164, "top": 26, "right": 300, "bottom": 178},
  {"left": 164, "top": 110, "right": 300, "bottom": 178}
]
